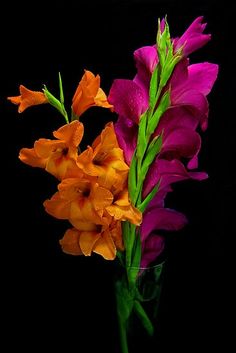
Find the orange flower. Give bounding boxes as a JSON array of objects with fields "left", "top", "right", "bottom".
[
  {"left": 77, "top": 122, "right": 129, "bottom": 191},
  {"left": 43, "top": 177, "right": 114, "bottom": 226},
  {"left": 72, "top": 70, "right": 113, "bottom": 117},
  {"left": 19, "top": 120, "right": 84, "bottom": 180},
  {"left": 59, "top": 221, "right": 123, "bottom": 260},
  {"left": 59, "top": 228, "right": 83, "bottom": 256},
  {"left": 7, "top": 85, "right": 48, "bottom": 113},
  {"left": 106, "top": 189, "right": 142, "bottom": 226}
]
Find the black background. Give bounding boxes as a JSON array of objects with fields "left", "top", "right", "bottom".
[{"left": 1, "top": 0, "right": 234, "bottom": 352}]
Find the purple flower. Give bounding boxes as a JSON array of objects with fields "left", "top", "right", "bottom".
[
  {"left": 143, "top": 158, "right": 208, "bottom": 199},
  {"left": 108, "top": 18, "right": 218, "bottom": 165},
  {"left": 108, "top": 17, "right": 218, "bottom": 267},
  {"left": 173, "top": 16, "right": 211, "bottom": 56},
  {"left": 169, "top": 58, "right": 218, "bottom": 131},
  {"left": 140, "top": 158, "right": 207, "bottom": 267},
  {"left": 140, "top": 207, "right": 187, "bottom": 268}
]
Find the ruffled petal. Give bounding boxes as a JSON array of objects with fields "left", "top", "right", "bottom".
[
  {"left": 108, "top": 79, "right": 148, "bottom": 124},
  {"left": 141, "top": 207, "right": 188, "bottom": 242}
]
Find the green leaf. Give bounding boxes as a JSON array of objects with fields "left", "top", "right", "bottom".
[{"left": 133, "top": 300, "right": 154, "bottom": 336}]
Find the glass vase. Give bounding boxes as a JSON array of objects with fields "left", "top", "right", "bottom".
[{"left": 114, "top": 261, "right": 165, "bottom": 353}]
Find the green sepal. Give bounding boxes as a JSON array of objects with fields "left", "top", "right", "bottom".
[
  {"left": 156, "top": 17, "right": 172, "bottom": 69},
  {"left": 138, "top": 181, "right": 160, "bottom": 213},
  {"left": 156, "top": 17, "right": 183, "bottom": 90},
  {"left": 71, "top": 109, "right": 79, "bottom": 121},
  {"left": 143, "top": 134, "right": 162, "bottom": 170},
  {"left": 58, "top": 72, "right": 64, "bottom": 104},
  {"left": 128, "top": 153, "right": 137, "bottom": 203},
  {"left": 136, "top": 112, "right": 148, "bottom": 161},
  {"left": 159, "top": 51, "right": 182, "bottom": 88},
  {"left": 43, "top": 85, "right": 63, "bottom": 113},
  {"left": 149, "top": 65, "right": 160, "bottom": 109},
  {"left": 133, "top": 133, "right": 162, "bottom": 206},
  {"left": 43, "top": 84, "right": 69, "bottom": 124},
  {"left": 147, "top": 90, "right": 170, "bottom": 137}
]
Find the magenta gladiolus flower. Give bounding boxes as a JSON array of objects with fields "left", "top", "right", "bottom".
[
  {"left": 108, "top": 16, "right": 218, "bottom": 270},
  {"left": 140, "top": 207, "right": 187, "bottom": 268},
  {"left": 169, "top": 58, "right": 218, "bottom": 132},
  {"left": 108, "top": 16, "right": 218, "bottom": 165},
  {"left": 173, "top": 16, "right": 211, "bottom": 56},
  {"left": 140, "top": 159, "right": 207, "bottom": 267}
]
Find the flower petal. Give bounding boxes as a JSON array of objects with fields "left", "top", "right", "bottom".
[
  {"left": 93, "top": 229, "right": 116, "bottom": 260},
  {"left": 53, "top": 120, "right": 84, "bottom": 147},
  {"left": 72, "top": 70, "right": 111, "bottom": 117},
  {"left": 79, "top": 231, "right": 101, "bottom": 256},
  {"left": 108, "top": 79, "right": 148, "bottom": 124},
  {"left": 114, "top": 116, "right": 138, "bottom": 165},
  {"left": 161, "top": 127, "right": 201, "bottom": 160},
  {"left": 19, "top": 147, "right": 47, "bottom": 168},
  {"left": 94, "top": 88, "right": 113, "bottom": 109},
  {"left": 44, "top": 192, "right": 71, "bottom": 219},
  {"left": 143, "top": 159, "right": 208, "bottom": 198},
  {"left": 174, "top": 16, "right": 211, "bottom": 56},
  {"left": 141, "top": 234, "right": 165, "bottom": 268},
  {"left": 133, "top": 46, "right": 158, "bottom": 95},
  {"left": 59, "top": 228, "right": 83, "bottom": 256},
  {"left": 7, "top": 85, "right": 48, "bottom": 113},
  {"left": 141, "top": 207, "right": 188, "bottom": 242},
  {"left": 187, "top": 63, "right": 219, "bottom": 96}
]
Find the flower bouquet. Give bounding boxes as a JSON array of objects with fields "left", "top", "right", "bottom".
[{"left": 8, "top": 16, "right": 218, "bottom": 353}]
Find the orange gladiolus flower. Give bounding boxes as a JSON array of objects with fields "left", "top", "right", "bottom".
[
  {"left": 60, "top": 220, "right": 123, "bottom": 260},
  {"left": 77, "top": 122, "right": 129, "bottom": 190},
  {"left": 72, "top": 70, "right": 113, "bottom": 118},
  {"left": 106, "top": 189, "right": 142, "bottom": 226},
  {"left": 19, "top": 120, "right": 84, "bottom": 180},
  {"left": 59, "top": 228, "right": 83, "bottom": 256},
  {"left": 7, "top": 85, "right": 48, "bottom": 113},
  {"left": 43, "top": 177, "right": 114, "bottom": 226}
]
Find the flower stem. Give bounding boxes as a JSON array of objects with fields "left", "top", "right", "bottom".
[{"left": 118, "top": 318, "right": 129, "bottom": 353}]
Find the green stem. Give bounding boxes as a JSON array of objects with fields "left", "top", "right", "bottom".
[{"left": 118, "top": 318, "right": 129, "bottom": 353}]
